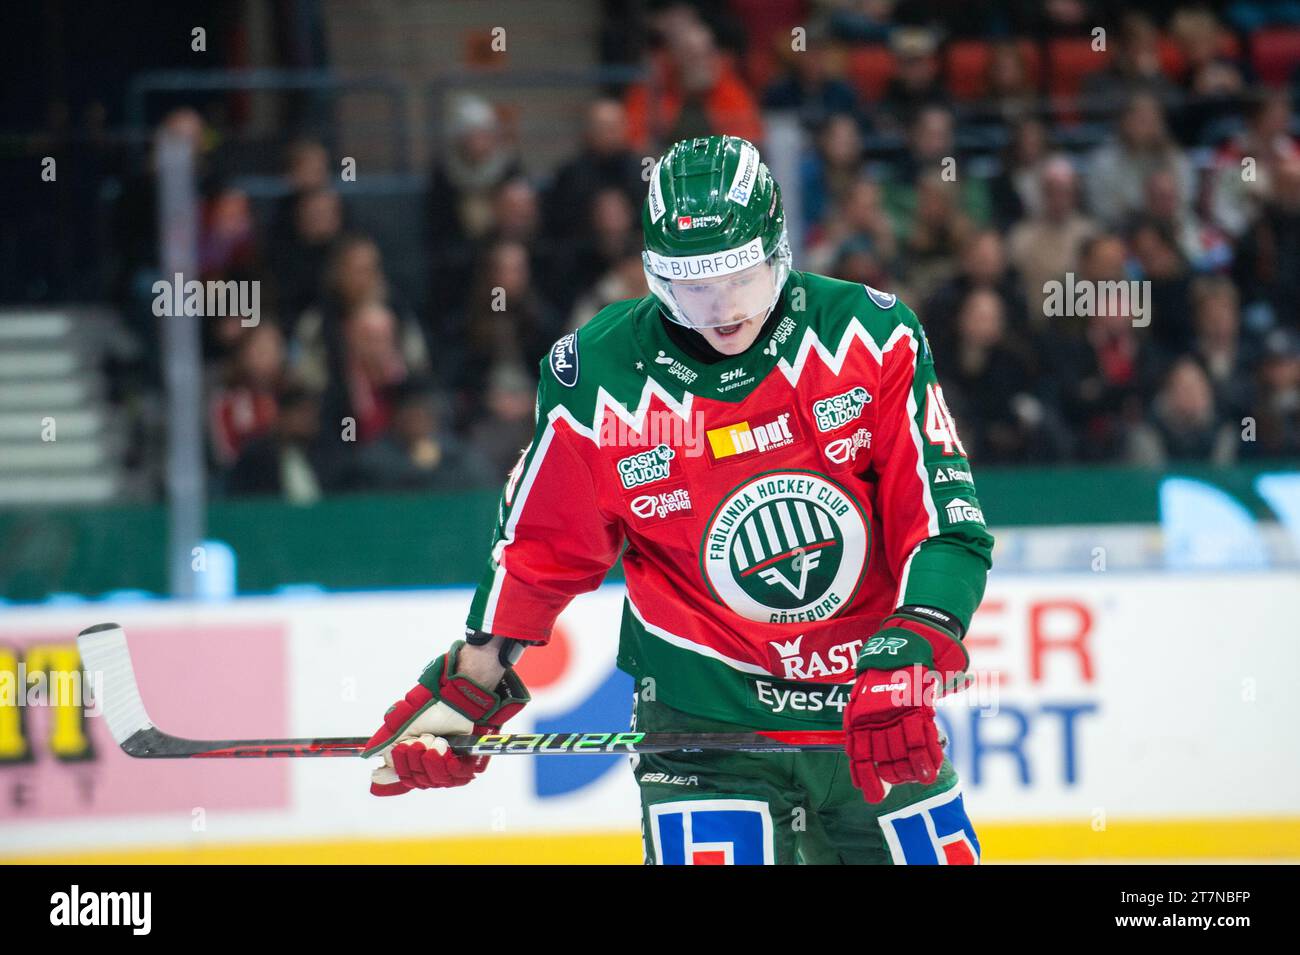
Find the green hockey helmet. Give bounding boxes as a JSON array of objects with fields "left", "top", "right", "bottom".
[{"left": 642, "top": 136, "right": 791, "bottom": 329}]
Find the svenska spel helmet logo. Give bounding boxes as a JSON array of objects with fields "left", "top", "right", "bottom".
[{"left": 701, "top": 471, "right": 868, "bottom": 623}]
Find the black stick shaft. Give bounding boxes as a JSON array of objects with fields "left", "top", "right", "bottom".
[{"left": 119, "top": 728, "right": 847, "bottom": 759}]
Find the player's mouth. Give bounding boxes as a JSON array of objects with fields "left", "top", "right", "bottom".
[{"left": 713, "top": 320, "right": 745, "bottom": 337}]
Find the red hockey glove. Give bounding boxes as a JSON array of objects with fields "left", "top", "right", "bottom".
[
  {"left": 845, "top": 665, "right": 942, "bottom": 803},
  {"left": 843, "top": 609, "right": 968, "bottom": 804},
  {"left": 362, "top": 641, "right": 529, "bottom": 796}
]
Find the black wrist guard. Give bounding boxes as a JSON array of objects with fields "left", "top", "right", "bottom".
[{"left": 464, "top": 627, "right": 529, "bottom": 667}]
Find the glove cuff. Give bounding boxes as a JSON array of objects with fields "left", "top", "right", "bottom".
[
  {"left": 419, "top": 640, "right": 531, "bottom": 727},
  {"left": 855, "top": 610, "right": 969, "bottom": 686}
]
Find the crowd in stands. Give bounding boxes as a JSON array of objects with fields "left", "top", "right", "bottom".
[{"left": 98, "top": 1, "right": 1300, "bottom": 499}]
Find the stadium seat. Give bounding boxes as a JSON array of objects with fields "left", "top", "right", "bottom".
[
  {"left": 1159, "top": 31, "right": 1245, "bottom": 82},
  {"left": 944, "top": 39, "right": 1043, "bottom": 100},
  {"left": 845, "top": 45, "right": 896, "bottom": 102},
  {"left": 731, "top": 0, "right": 807, "bottom": 89},
  {"left": 1047, "top": 36, "right": 1111, "bottom": 100},
  {"left": 1158, "top": 36, "right": 1186, "bottom": 80},
  {"left": 1251, "top": 27, "right": 1300, "bottom": 85}
]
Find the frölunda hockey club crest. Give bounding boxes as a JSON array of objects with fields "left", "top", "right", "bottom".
[{"left": 700, "top": 470, "right": 869, "bottom": 623}]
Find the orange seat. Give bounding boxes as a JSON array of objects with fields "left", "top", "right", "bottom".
[
  {"left": 1047, "top": 36, "right": 1112, "bottom": 99},
  {"left": 1158, "top": 36, "right": 1186, "bottom": 80},
  {"left": 945, "top": 38, "right": 1043, "bottom": 100},
  {"left": 1251, "top": 27, "right": 1300, "bottom": 86},
  {"left": 845, "top": 45, "right": 896, "bottom": 102},
  {"left": 1159, "top": 32, "right": 1245, "bottom": 82}
]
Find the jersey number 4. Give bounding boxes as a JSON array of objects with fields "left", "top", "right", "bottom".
[{"left": 923, "top": 384, "right": 966, "bottom": 457}]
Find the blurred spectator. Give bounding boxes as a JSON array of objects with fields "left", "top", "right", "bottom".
[
  {"left": 1169, "top": 7, "right": 1247, "bottom": 142},
  {"left": 898, "top": 172, "right": 976, "bottom": 303},
  {"left": 112, "top": 108, "right": 211, "bottom": 302},
  {"left": 1242, "top": 329, "right": 1300, "bottom": 459},
  {"left": 981, "top": 40, "right": 1041, "bottom": 124},
  {"left": 1080, "top": 12, "right": 1181, "bottom": 113},
  {"left": 426, "top": 95, "right": 524, "bottom": 314},
  {"left": 800, "top": 114, "right": 865, "bottom": 229},
  {"left": 826, "top": 235, "right": 898, "bottom": 294},
  {"left": 268, "top": 138, "right": 331, "bottom": 250},
  {"left": 543, "top": 99, "right": 645, "bottom": 241},
  {"left": 1087, "top": 92, "right": 1194, "bottom": 230},
  {"left": 1171, "top": 8, "right": 1245, "bottom": 97},
  {"left": 989, "top": 117, "right": 1051, "bottom": 229},
  {"left": 452, "top": 240, "right": 559, "bottom": 417},
  {"left": 269, "top": 186, "right": 345, "bottom": 328},
  {"left": 925, "top": 229, "right": 1029, "bottom": 360},
  {"left": 942, "top": 289, "right": 1067, "bottom": 464},
  {"left": 823, "top": 0, "right": 895, "bottom": 43},
  {"left": 1190, "top": 276, "right": 1255, "bottom": 422},
  {"left": 806, "top": 177, "right": 897, "bottom": 275},
  {"left": 1007, "top": 154, "right": 1098, "bottom": 316},
  {"left": 320, "top": 301, "right": 411, "bottom": 449},
  {"left": 624, "top": 16, "right": 763, "bottom": 149},
  {"left": 886, "top": 107, "right": 991, "bottom": 237},
  {"left": 879, "top": 27, "right": 949, "bottom": 133},
  {"left": 551, "top": 185, "right": 638, "bottom": 314},
  {"left": 293, "top": 234, "right": 429, "bottom": 393},
  {"left": 466, "top": 361, "right": 543, "bottom": 478},
  {"left": 568, "top": 236, "right": 648, "bottom": 330},
  {"left": 1046, "top": 235, "right": 1167, "bottom": 460},
  {"left": 761, "top": 27, "right": 861, "bottom": 132},
  {"left": 1128, "top": 357, "right": 1238, "bottom": 465},
  {"left": 895, "top": 104, "right": 955, "bottom": 182},
  {"left": 1128, "top": 218, "right": 1193, "bottom": 353},
  {"left": 208, "top": 321, "right": 285, "bottom": 468},
  {"left": 487, "top": 176, "right": 547, "bottom": 255},
  {"left": 1233, "top": 155, "right": 1300, "bottom": 327},
  {"left": 1210, "top": 90, "right": 1299, "bottom": 238},
  {"left": 199, "top": 187, "right": 258, "bottom": 282},
  {"left": 226, "top": 382, "right": 325, "bottom": 504},
  {"left": 1139, "top": 166, "right": 1231, "bottom": 272},
  {"left": 335, "top": 378, "right": 495, "bottom": 493}
]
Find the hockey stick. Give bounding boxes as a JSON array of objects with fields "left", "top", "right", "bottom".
[{"left": 77, "top": 623, "right": 849, "bottom": 759}]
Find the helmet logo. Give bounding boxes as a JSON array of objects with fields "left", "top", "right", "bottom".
[
  {"left": 727, "top": 141, "right": 760, "bottom": 206},
  {"left": 646, "top": 159, "right": 666, "bottom": 223},
  {"left": 675, "top": 214, "right": 723, "bottom": 231}
]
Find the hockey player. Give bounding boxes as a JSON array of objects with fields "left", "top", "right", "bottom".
[{"left": 364, "top": 135, "right": 993, "bottom": 865}]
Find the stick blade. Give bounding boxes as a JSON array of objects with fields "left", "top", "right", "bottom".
[{"left": 78, "top": 623, "right": 154, "bottom": 747}]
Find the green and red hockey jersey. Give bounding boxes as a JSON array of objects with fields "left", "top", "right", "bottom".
[{"left": 466, "top": 271, "right": 994, "bottom": 728}]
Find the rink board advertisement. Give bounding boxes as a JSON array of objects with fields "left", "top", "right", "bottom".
[{"left": 1, "top": 571, "right": 1298, "bottom": 862}]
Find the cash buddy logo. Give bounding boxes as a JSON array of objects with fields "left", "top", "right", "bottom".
[
  {"left": 702, "top": 471, "right": 868, "bottom": 623},
  {"left": 618, "top": 444, "right": 675, "bottom": 489},
  {"left": 812, "top": 386, "right": 871, "bottom": 432}
]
